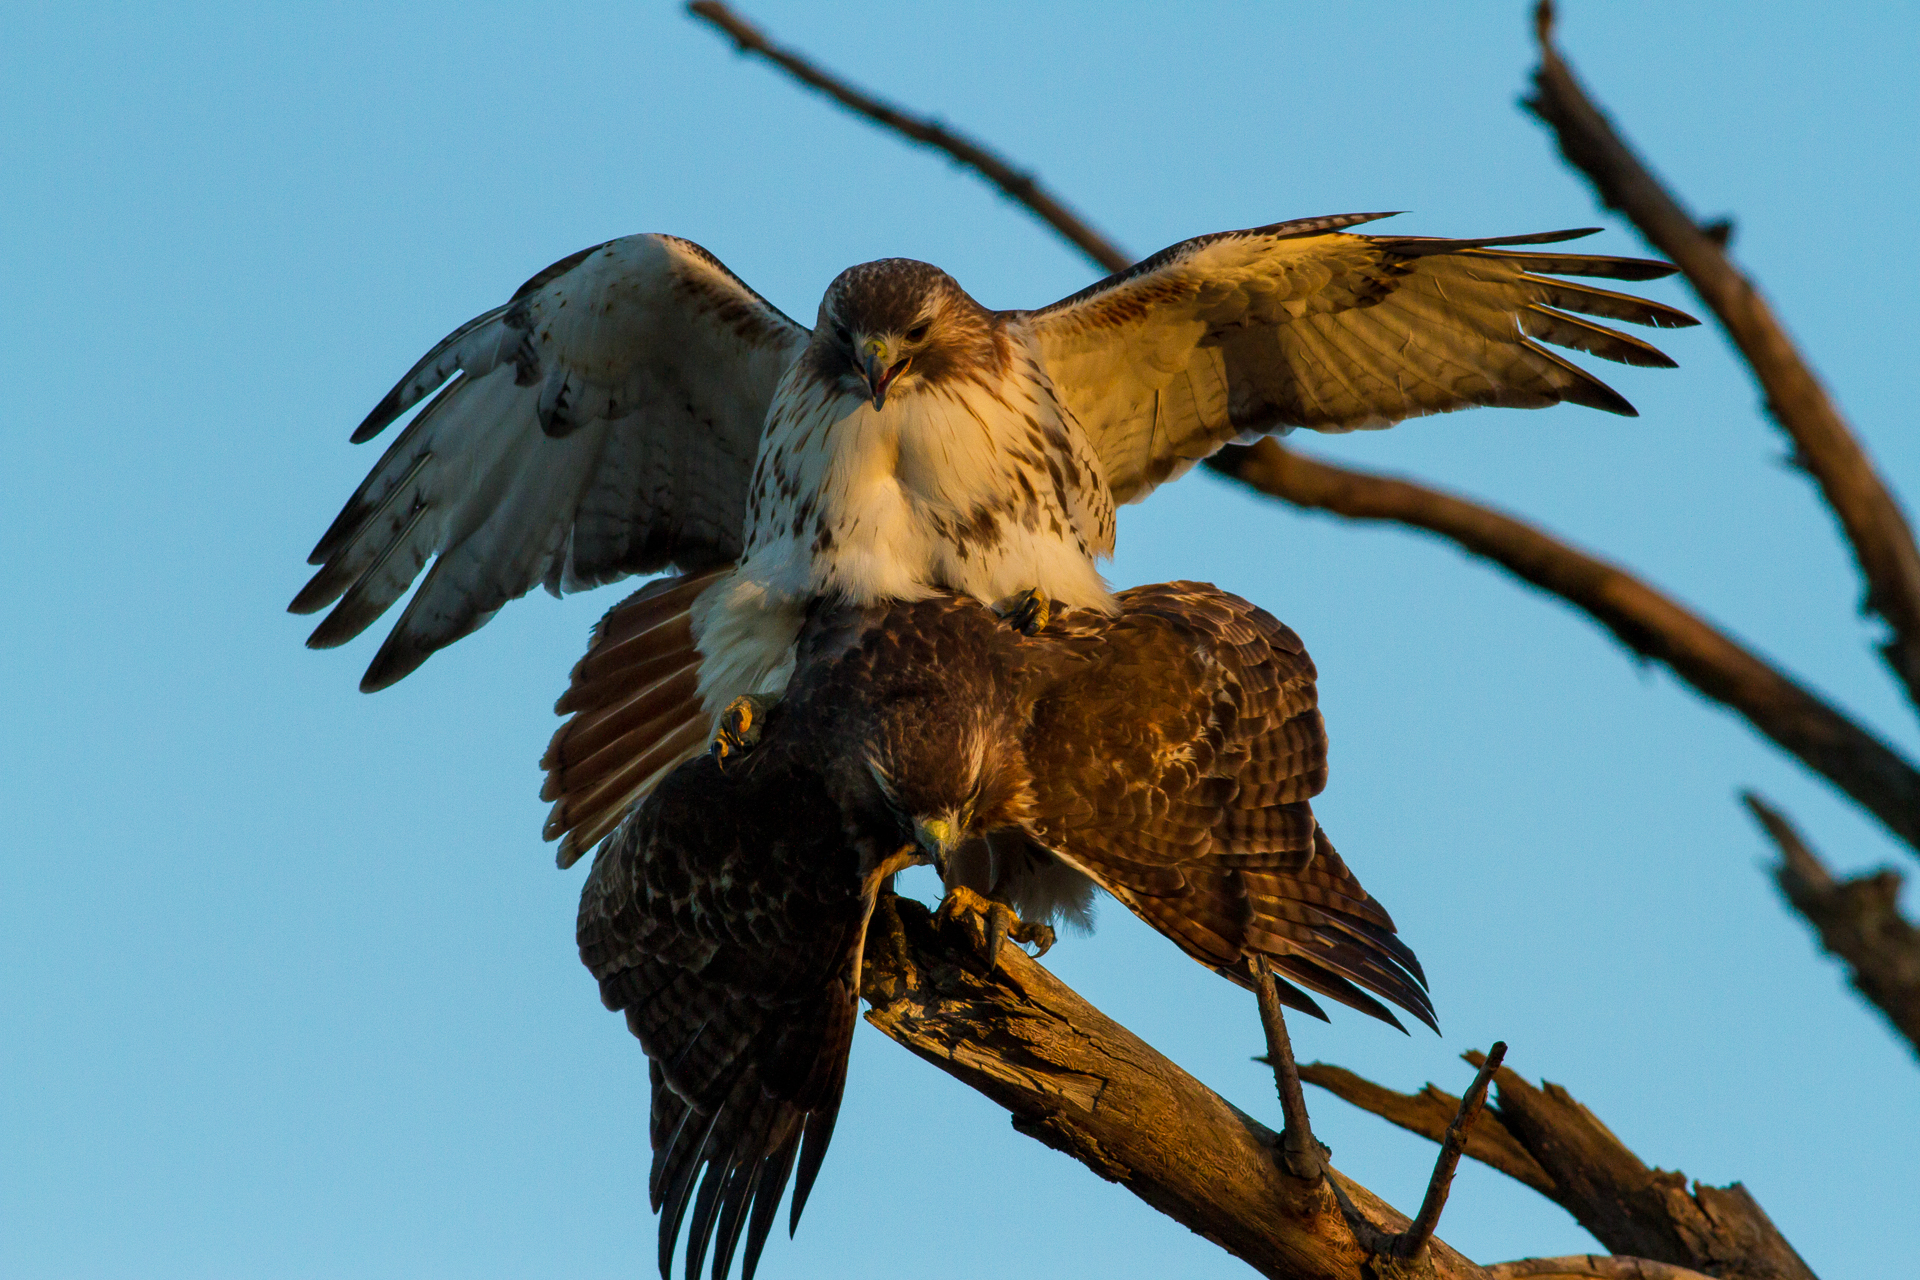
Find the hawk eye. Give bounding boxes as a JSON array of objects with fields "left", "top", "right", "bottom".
[
  {"left": 833, "top": 324, "right": 850, "bottom": 344},
  {"left": 905, "top": 321, "right": 930, "bottom": 342}
]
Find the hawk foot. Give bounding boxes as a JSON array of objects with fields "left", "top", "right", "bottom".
[
  {"left": 710, "top": 694, "right": 777, "bottom": 770},
  {"left": 994, "top": 586, "right": 1051, "bottom": 636},
  {"left": 936, "top": 884, "right": 1055, "bottom": 969}
]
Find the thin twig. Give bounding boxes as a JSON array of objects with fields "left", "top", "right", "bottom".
[
  {"left": 1298, "top": 1061, "right": 1556, "bottom": 1195},
  {"left": 1526, "top": 0, "right": 1920, "bottom": 713},
  {"left": 1210, "top": 440, "right": 1920, "bottom": 862},
  {"left": 1251, "top": 956, "right": 1327, "bottom": 1181},
  {"left": 1395, "top": 1042, "right": 1507, "bottom": 1259},
  {"left": 686, "top": 1, "right": 1131, "bottom": 275},
  {"left": 1744, "top": 792, "right": 1920, "bottom": 1058}
]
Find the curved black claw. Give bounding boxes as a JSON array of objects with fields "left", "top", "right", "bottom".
[
  {"left": 995, "top": 586, "right": 1051, "bottom": 636},
  {"left": 710, "top": 694, "right": 776, "bottom": 770}
]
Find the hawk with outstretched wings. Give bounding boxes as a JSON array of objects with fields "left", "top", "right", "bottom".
[
  {"left": 294, "top": 215, "right": 1694, "bottom": 891},
  {"left": 580, "top": 582, "right": 1429, "bottom": 1280}
]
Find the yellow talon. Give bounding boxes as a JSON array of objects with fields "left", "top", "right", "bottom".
[
  {"left": 710, "top": 694, "right": 775, "bottom": 769},
  {"left": 936, "top": 885, "right": 1055, "bottom": 969},
  {"left": 996, "top": 586, "right": 1051, "bottom": 636}
]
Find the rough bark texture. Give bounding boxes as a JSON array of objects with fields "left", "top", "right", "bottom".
[
  {"left": 1305, "top": 1054, "right": 1818, "bottom": 1280},
  {"left": 1489, "top": 1260, "right": 1716, "bottom": 1280},
  {"left": 1207, "top": 439, "right": 1920, "bottom": 860},
  {"left": 1524, "top": 0, "right": 1920, "bottom": 713},
  {"left": 1745, "top": 792, "right": 1920, "bottom": 1059},
  {"left": 858, "top": 895, "right": 1489, "bottom": 1280}
]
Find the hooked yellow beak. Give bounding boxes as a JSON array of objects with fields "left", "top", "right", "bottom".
[
  {"left": 914, "top": 816, "right": 955, "bottom": 862},
  {"left": 860, "top": 337, "right": 910, "bottom": 409}
]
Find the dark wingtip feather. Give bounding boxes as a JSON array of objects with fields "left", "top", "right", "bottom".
[
  {"left": 683, "top": 1161, "right": 727, "bottom": 1280},
  {"left": 358, "top": 622, "right": 438, "bottom": 692},
  {"left": 710, "top": 1160, "right": 763, "bottom": 1280},
  {"left": 287, "top": 565, "right": 345, "bottom": 616},
  {"left": 306, "top": 500, "right": 367, "bottom": 567},
  {"left": 786, "top": 1109, "right": 840, "bottom": 1237},
  {"left": 350, "top": 393, "right": 406, "bottom": 444},
  {"left": 741, "top": 1144, "right": 800, "bottom": 1280}
]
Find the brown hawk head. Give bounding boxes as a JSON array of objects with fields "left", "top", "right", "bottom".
[{"left": 804, "top": 258, "right": 1001, "bottom": 408}]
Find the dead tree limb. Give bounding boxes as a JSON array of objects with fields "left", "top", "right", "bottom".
[
  {"left": 686, "top": 1, "right": 1129, "bottom": 276},
  {"left": 1743, "top": 792, "right": 1920, "bottom": 1058},
  {"left": 1487, "top": 1259, "right": 1717, "bottom": 1280},
  {"left": 859, "top": 895, "right": 1491, "bottom": 1280},
  {"left": 1525, "top": 0, "right": 1920, "bottom": 712},
  {"left": 1302, "top": 1055, "right": 1818, "bottom": 1280},
  {"left": 1208, "top": 439, "right": 1920, "bottom": 859}
]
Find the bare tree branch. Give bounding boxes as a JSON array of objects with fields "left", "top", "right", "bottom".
[
  {"left": 859, "top": 894, "right": 1493, "bottom": 1280},
  {"left": 1744, "top": 792, "right": 1920, "bottom": 1058},
  {"left": 1526, "top": 0, "right": 1920, "bottom": 712},
  {"left": 686, "top": 1, "right": 1131, "bottom": 276},
  {"left": 1208, "top": 439, "right": 1920, "bottom": 861},
  {"left": 1305, "top": 1052, "right": 1818, "bottom": 1280},
  {"left": 1488, "top": 1259, "right": 1718, "bottom": 1280}
]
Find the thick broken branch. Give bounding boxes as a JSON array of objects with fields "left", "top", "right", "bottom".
[
  {"left": 1208, "top": 439, "right": 1920, "bottom": 861},
  {"left": 686, "top": 1, "right": 1130, "bottom": 276},
  {"left": 1744, "top": 792, "right": 1920, "bottom": 1058},
  {"left": 1488, "top": 1259, "right": 1716, "bottom": 1280},
  {"left": 1305, "top": 1053, "right": 1817, "bottom": 1280},
  {"left": 1527, "top": 0, "right": 1920, "bottom": 711},
  {"left": 858, "top": 895, "right": 1490, "bottom": 1280}
]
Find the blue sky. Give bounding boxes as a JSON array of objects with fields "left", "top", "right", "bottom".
[{"left": 4, "top": 3, "right": 1916, "bottom": 1277}]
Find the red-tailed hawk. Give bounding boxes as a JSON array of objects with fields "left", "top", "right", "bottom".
[
  {"left": 579, "top": 582, "right": 1431, "bottom": 1280},
  {"left": 294, "top": 215, "right": 1694, "bottom": 890}
]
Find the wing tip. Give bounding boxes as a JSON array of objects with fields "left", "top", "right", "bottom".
[{"left": 358, "top": 642, "right": 428, "bottom": 693}]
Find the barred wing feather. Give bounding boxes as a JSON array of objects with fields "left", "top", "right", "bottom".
[{"left": 290, "top": 234, "right": 807, "bottom": 690}]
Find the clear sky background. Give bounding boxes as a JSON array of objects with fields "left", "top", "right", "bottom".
[{"left": 5, "top": 3, "right": 1917, "bottom": 1277}]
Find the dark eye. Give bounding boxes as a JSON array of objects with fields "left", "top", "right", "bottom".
[
  {"left": 905, "top": 321, "right": 930, "bottom": 342},
  {"left": 833, "top": 324, "right": 850, "bottom": 344}
]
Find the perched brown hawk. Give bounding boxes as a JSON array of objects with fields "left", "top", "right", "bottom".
[
  {"left": 578, "top": 582, "right": 1432, "bottom": 1280},
  {"left": 293, "top": 214, "right": 1694, "bottom": 893}
]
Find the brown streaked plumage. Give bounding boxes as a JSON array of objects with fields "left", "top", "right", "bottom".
[
  {"left": 578, "top": 747, "right": 916, "bottom": 1280},
  {"left": 582, "top": 579, "right": 1430, "bottom": 1280},
  {"left": 298, "top": 217, "right": 1694, "bottom": 871}
]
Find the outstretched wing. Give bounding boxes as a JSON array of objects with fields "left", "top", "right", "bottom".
[
  {"left": 291, "top": 235, "right": 808, "bottom": 690},
  {"left": 579, "top": 752, "right": 868, "bottom": 1280},
  {"left": 1024, "top": 583, "right": 1434, "bottom": 1031},
  {"left": 1026, "top": 213, "right": 1698, "bottom": 504}
]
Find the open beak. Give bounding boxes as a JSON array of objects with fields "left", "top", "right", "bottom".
[{"left": 860, "top": 337, "right": 910, "bottom": 410}]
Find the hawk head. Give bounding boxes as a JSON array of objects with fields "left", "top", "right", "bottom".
[
  {"left": 808, "top": 259, "right": 1000, "bottom": 409},
  {"left": 854, "top": 701, "right": 1035, "bottom": 874}
]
